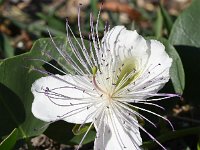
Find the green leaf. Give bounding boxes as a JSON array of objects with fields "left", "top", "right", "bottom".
[
  {"left": 72, "top": 124, "right": 93, "bottom": 136},
  {"left": 0, "top": 83, "right": 25, "bottom": 137},
  {"left": 0, "top": 33, "right": 14, "bottom": 58},
  {"left": 0, "top": 128, "right": 18, "bottom": 150},
  {"left": 44, "top": 121, "right": 75, "bottom": 144},
  {"left": 154, "top": 7, "right": 163, "bottom": 38},
  {"left": 36, "top": 13, "right": 66, "bottom": 33},
  {"left": 169, "top": 0, "right": 200, "bottom": 47},
  {"left": 150, "top": 38, "right": 185, "bottom": 94},
  {"left": 159, "top": 3, "right": 173, "bottom": 34},
  {"left": 90, "top": 0, "right": 98, "bottom": 17},
  {"left": 0, "top": 37, "right": 73, "bottom": 141},
  {"left": 197, "top": 138, "right": 200, "bottom": 150},
  {"left": 70, "top": 130, "right": 96, "bottom": 145}
]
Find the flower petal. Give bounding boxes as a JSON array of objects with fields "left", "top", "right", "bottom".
[
  {"left": 132, "top": 40, "right": 172, "bottom": 94},
  {"left": 103, "top": 26, "right": 150, "bottom": 69},
  {"left": 94, "top": 108, "right": 142, "bottom": 150},
  {"left": 31, "top": 74, "right": 98, "bottom": 124}
]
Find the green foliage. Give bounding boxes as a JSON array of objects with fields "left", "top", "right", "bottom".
[
  {"left": 159, "top": 3, "right": 173, "bottom": 35},
  {"left": 70, "top": 130, "right": 96, "bottom": 145},
  {"left": 154, "top": 7, "right": 163, "bottom": 38},
  {"left": 169, "top": 0, "right": 200, "bottom": 103},
  {"left": 0, "top": 34, "right": 14, "bottom": 58},
  {"left": 197, "top": 138, "right": 200, "bottom": 150},
  {"left": 0, "top": 128, "right": 18, "bottom": 150},
  {"left": 0, "top": 37, "right": 73, "bottom": 143},
  {"left": 72, "top": 124, "right": 92, "bottom": 136},
  {"left": 169, "top": 0, "right": 200, "bottom": 47}
]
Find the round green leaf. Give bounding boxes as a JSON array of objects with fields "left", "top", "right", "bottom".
[
  {"left": 169, "top": 0, "right": 200, "bottom": 47},
  {"left": 0, "top": 37, "right": 73, "bottom": 141}
]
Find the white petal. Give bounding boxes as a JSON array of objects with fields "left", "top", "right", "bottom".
[
  {"left": 94, "top": 108, "right": 142, "bottom": 150},
  {"left": 132, "top": 40, "right": 172, "bottom": 93},
  {"left": 103, "top": 26, "right": 150, "bottom": 69},
  {"left": 31, "top": 74, "right": 97, "bottom": 124}
]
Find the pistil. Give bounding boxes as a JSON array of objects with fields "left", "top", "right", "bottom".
[{"left": 92, "top": 75, "right": 107, "bottom": 95}]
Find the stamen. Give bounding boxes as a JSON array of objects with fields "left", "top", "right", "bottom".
[
  {"left": 120, "top": 101, "right": 174, "bottom": 131},
  {"left": 66, "top": 19, "right": 91, "bottom": 74},
  {"left": 28, "top": 58, "right": 67, "bottom": 75},
  {"left": 115, "top": 102, "right": 156, "bottom": 128},
  {"left": 114, "top": 103, "right": 167, "bottom": 150},
  {"left": 111, "top": 104, "right": 142, "bottom": 150}
]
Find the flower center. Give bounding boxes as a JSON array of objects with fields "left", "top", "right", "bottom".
[
  {"left": 105, "top": 93, "right": 113, "bottom": 103},
  {"left": 92, "top": 57, "right": 141, "bottom": 102}
]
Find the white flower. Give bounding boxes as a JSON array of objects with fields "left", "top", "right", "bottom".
[{"left": 31, "top": 9, "right": 178, "bottom": 150}]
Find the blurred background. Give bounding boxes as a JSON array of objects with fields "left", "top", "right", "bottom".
[
  {"left": 1, "top": 0, "right": 200, "bottom": 150},
  {"left": 0, "top": 0, "right": 191, "bottom": 59}
]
